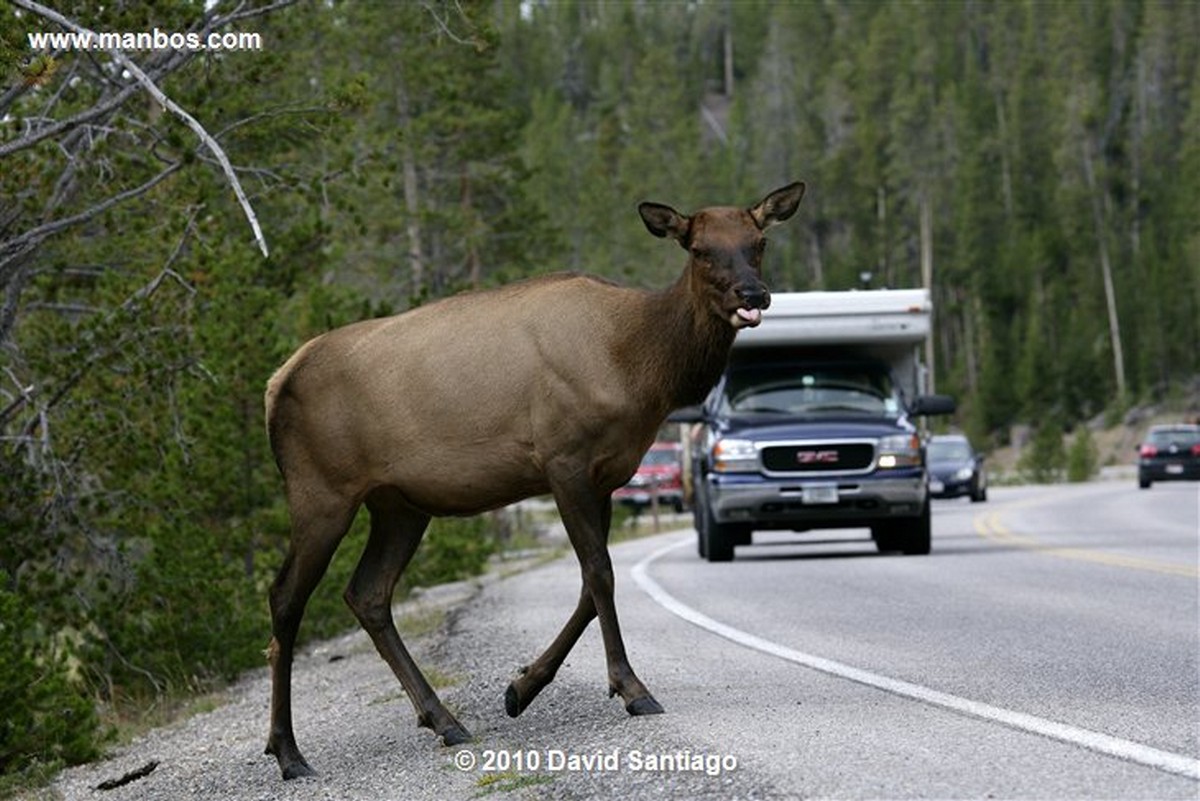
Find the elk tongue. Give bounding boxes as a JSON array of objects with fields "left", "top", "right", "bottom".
[{"left": 735, "top": 307, "right": 762, "bottom": 327}]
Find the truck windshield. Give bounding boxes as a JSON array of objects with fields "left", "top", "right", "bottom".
[{"left": 719, "top": 362, "right": 900, "bottom": 418}]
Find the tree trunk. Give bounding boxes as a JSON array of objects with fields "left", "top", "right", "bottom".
[
  {"left": 1081, "top": 138, "right": 1127, "bottom": 403},
  {"left": 808, "top": 230, "right": 824, "bottom": 288},
  {"left": 876, "top": 184, "right": 888, "bottom": 284},
  {"left": 462, "top": 167, "right": 482, "bottom": 288},
  {"left": 397, "top": 81, "right": 424, "bottom": 299},
  {"left": 920, "top": 193, "right": 935, "bottom": 392}
]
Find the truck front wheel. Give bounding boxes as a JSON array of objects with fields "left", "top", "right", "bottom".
[
  {"left": 699, "top": 502, "right": 741, "bottom": 562},
  {"left": 871, "top": 502, "right": 931, "bottom": 555}
]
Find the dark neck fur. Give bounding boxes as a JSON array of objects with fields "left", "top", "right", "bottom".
[{"left": 623, "top": 270, "right": 736, "bottom": 415}]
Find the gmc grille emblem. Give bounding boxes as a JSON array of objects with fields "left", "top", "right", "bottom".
[{"left": 797, "top": 449, "right": 839, "bottom": 464}]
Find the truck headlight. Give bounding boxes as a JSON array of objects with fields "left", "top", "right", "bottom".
[
  {"left": 877, "top": 434, "right": 921, "bottom": 469},
  {"left": 712, "top": 439, "right": 758, "bottom": 473}
]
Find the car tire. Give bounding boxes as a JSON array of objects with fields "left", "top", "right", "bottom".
[
  {"left": 970, "top": 482, "right": 987, "bottom": 503},
  {"left": 872, "top": 502, "right": 931, "bottom": 555},
  {"left": 699, "top": 502, "right": 736, "bottom": 562},
  {"left": 871, "top": 523, "right": 899, "bottom": 553},
  {"left": 1138, "top": 476, "right": 1151, "bottom": 490}
]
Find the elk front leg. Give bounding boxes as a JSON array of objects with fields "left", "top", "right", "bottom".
[{"left": 544, "top": 475, "right": 664, "bottom": 716}]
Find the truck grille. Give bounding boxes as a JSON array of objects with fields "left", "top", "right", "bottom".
[{"left": 760, "top": 442, "right": 875, "bottom": 474}]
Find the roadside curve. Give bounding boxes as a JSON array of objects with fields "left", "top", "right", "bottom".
[{"left": 631, "top": 535, "right": 1200, "bottom": 781}]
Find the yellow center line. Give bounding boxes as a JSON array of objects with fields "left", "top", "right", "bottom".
[{"left": 974, "top": 509, "right": 1199, "bottom": 578}]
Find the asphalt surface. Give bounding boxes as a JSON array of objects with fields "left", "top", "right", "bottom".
[{"left": 49, "top": 480, "right": 1199, "bottom": 800}]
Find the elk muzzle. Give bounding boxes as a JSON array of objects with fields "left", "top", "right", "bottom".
[{"left": 731, "top": 282, "right": 771, "bottom": 329}]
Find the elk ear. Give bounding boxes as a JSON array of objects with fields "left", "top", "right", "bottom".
[
  {"left": 638, "top": 202, "right": 691, "bottom": 246},
  {"left": 750, "top": 181, "right": 806, "bottom": 230}
]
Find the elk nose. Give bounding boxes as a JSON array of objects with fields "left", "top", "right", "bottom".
[{"left": 736, "top": 285, "right": 769, "bottom": 310}]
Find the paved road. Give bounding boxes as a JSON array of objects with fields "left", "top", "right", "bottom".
[{"left": 52, "top": 481, "right": 1199, "bottom": 800}]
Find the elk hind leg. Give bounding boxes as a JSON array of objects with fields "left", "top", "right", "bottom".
[
  {"left": 266, "top": 491, "right": 358, "bottom": 780},
  {"left": 505, "top": 586, "right": 596, "bottom": 717},
  {"left": 344, "top": 492, "right": 470, "bottom": 745}
]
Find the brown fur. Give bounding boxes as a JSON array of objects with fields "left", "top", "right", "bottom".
[{"left": 262, "top": 183, "right": 805, "bottom": 779}]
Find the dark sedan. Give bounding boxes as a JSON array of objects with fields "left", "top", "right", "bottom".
[
  {"left": 1137, "top": 424, "right": 1200, "bottom": 488},
  {"left": 927, "top": 434, "right": 987, "bottom": 502}
]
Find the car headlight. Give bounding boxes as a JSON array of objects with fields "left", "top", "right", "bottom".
[
  {"left": 712, "top": 438, "right": 758, "bottom": 473},
  {"left": 877, "top": 434, "right": 922, "bottom": 469},
  {"left": 955, "top": 466, "right": 974, "bottom": 481}
]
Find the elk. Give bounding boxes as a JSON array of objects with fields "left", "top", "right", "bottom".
[{"left": 263, "top": 182, "right": 805, "bottom": 779}]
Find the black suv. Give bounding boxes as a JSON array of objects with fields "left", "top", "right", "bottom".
[{"left": 1137, "top": 424, "right": 1200, "bottom": 488}]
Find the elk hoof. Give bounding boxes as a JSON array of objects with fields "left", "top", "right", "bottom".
[
  {"left": 281, "top": 760, "right": 317, "bottom": 781},
  {"left": 267, "top": 739, "right": 317, "bottom": 780},
  {"left": 504, "top": 683, "right": 523, "bottom": 718},
  {"left": 440, "top": 723, "right": 472, "bottom": 747},
  {"left": 626, "top": 695, "right": 665, "bottom": 716}
]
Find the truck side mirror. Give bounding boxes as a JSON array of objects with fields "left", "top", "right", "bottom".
[
  {"left": 667, "top": 405, "right": 706, "bottom": 424},
  {"left": 911, "top": 394, "right": 956, "bottom": 416}
]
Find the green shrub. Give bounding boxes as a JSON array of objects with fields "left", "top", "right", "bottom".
[
  {"left": 405, "top": 516, "right": 497, "bottom": 592},
  {"left": 89, "top": 532, "right": 266, "bottom": 698},
  {"left": 1018, "top": 423, "right": 1067, "bottom": 483},
  {"left": 1066, "top": 427, "right": 1098, "bottom": 482},
  {"left": 0, "top": 580, "right": 102, "bottom": 781},
  {"left": 272, "top": 512, "right": 499, "bottom": 646}
]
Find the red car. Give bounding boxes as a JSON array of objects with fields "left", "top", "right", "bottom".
[{"left": 614, "top": 442, "right": 685, "bottom": 512}]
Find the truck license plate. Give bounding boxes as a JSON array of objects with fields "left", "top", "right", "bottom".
[{"left": 803, "top": 484, "right": 839, "bottom": 505}]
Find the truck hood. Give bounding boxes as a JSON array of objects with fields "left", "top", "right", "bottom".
[{"left": 715, "top": 413, "right": 915, "bottom": 442}]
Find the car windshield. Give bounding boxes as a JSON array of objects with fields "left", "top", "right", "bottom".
[
  {"left": 928, "top": 440, "right": 972, "bottom": 460},
  {"left": 641, "top": 449, "right": 678, "bottom": 467},
  {"left": 720, "top": 363, "right": 900, "bottom": 417},
  {"left": 1148, "top": 428, "right": 1200, "bottom": 447}
]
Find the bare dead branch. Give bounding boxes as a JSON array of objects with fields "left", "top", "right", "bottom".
[
  {"left": 25, "top": 302, "right": 100, "bottom": 315},
  {"left": 11, "top": 0, "right": 271, "bottom": 257},
  {"left": 121, "top": 268, "right": 196, "bottom": 313},
  {"left": 0, "top": 82, "right": 143, "bottom": 159},
  {"left": 419, "top": 1, "right": 480, "bottom": 47},
  {"left": 0, "top": 42, "right": 188, "bottom": 158},
  {"left": 0, "top": 81, "right": 32, "bottom": 118},
  {"left": 0, "top": 257, "right": 33, "bottom": 344},
  {"left": 210, "top": 0, "right": 299, "bottom": 28},
  {"left": 0, "top": 367, "right": 38, "bottom": 428},
  {"left": 158, "top": 206, "right": 203, "bottom": 276},
  {"left": 211, "top": 104, "right": 329, "bottom": 140},
  {"left": 0, "top": 160, "right": 183, "bottom": 265}
]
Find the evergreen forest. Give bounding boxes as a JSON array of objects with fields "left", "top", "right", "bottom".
[{"left": 0, "top": 0, "right": 1197, "bottom": 785}]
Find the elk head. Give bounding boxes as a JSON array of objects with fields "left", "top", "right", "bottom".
[{"left": 638, "top": 182, "right": 806, "bottom": 329}]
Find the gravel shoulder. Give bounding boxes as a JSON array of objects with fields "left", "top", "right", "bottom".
[{"left": 45, "top": 535, "right": 781, "bottom": 801}]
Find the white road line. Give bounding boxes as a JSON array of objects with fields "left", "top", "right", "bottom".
[{"left": 630, "top": 536, "right": 1200, "bottom": 782}]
